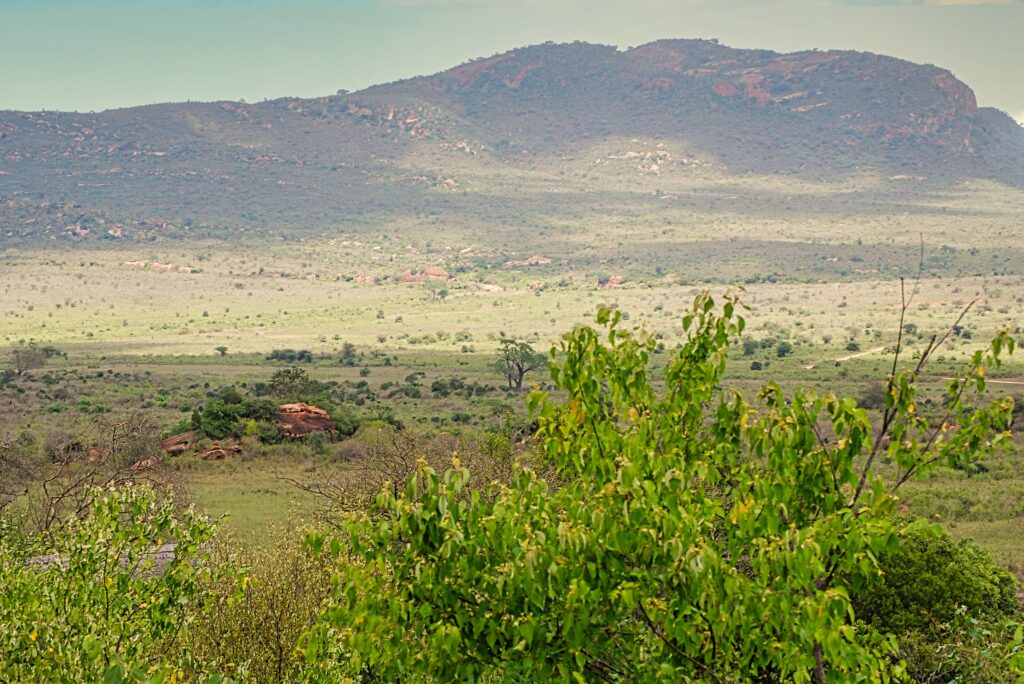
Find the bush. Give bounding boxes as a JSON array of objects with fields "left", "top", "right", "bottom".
[
  {"left": 853, "top": 523, "right": 1018, "bottom": 635},
  {"left": 0, "top": 486, "right": 218, "bottom": 681},
  {"left": 266, "top": 349, "right": 313, "bottom": 363},
  {"left": 333, "top": 409, "right": 360, "bottom": 438},
  {"left": 895, "top": 612, "right": 1024, "bottom": 683},
  {"left": 857, "top": 382, "right": 889, "bottom": 411},
  {"left": 181, "top": 534, "right": 333, "bottom": 683},
  {"left": 193, "top": 397, "right": 281, "bottom": 440}
]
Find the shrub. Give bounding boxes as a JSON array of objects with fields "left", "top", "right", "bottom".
[
  {"left": 853, "top": 523, "right": 1018, "bottom": 635},
  {"left": 181, "top": 534, "right": 332, "bottom": 683},
  {"left": 857, "top": 382, "right": 889, "bottom": 411},
  {"left": 193, "top": 397, "right": 281, "bottom": 440},
  {"left": 305, "top": 295, "right": 1014, "bottom": 681},
  {"left": 266, "top": 349, "right": 313, "bottom": 363},
  {"left": 0, "top": 486, "right": 218, "bottom": 681}
]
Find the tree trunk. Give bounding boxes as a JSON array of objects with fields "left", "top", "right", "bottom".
[{"left": 813, "top": 641, "right": 826, "bottom": 684}]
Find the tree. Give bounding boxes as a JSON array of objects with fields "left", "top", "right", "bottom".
[
  {"left": 268, "top": 367, "right": 318, "bottom": 401},
  {"left": 308, "top": 292, "right": 1015, "bottom": 682},
  {"left": 339, "top": 342, "right": 358, "bottom": 366},
  {"left": 493, "top": 338, "right": 545, "bottom": 391},
  {"left": 16, "top": 413, "right": 178, "bottom": 534},
  {"left": 11, "top": 343, "right": 45, "bottom": 375},
  {"left": 776, "top": 339, "right": 794, "bottom": 357},
  {"left": 215, "top": 346, "right": 228, "bottom": 357}
]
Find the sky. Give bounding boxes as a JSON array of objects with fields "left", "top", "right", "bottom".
[{"left": 0, "top": 0, "right": 1021, "bottom": 123}]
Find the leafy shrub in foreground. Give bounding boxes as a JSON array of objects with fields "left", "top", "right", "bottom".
[
  {"left": 0, "top": 486, "right": 219, "bottom": 682},
  {"left": 853, "top": 522, "right": 1022, "bottom": 683},
  {"left": 305, "top": 293, "right": 1015, "bottom": 683}
]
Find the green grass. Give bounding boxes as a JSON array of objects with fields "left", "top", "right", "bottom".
[
  {"left": 2, "top": 175, "right": 1022, "bottom": 569},
  {"left": 172, "top": 452, "right": 323, "bottom": 548}
]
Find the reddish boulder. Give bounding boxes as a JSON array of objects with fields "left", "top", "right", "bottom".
[
  {"left": 160, "top": 431, "right": 194, "bottom": 455},
  {"left": 712, "top": 81, "right": 737, "bottom": 97},
  {"left": 201, "top": 443, "right": 242, "bottom": 460},
  {"left": 278, "top": 403, "right": 336, "bottom": 438},
  {"left": 129, "top": 456, "right": 160, "bottom": 473}
]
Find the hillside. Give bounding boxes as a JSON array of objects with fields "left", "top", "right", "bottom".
[{"left": 0, "top": 39, "right": 1022, "bottom": 243}]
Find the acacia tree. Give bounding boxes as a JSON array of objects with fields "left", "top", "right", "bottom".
[
  {"left": 268, "top": 367, "right": 318, "bottom": 401},
  {"left": 307, "top": 293, "right": 1015, "bottom": 682},
  {"left": 11, "top": 343, "right": 45, "bottom": 375},
  {"left": 494, "top": 338, "right": 545, "bottom": 391}
]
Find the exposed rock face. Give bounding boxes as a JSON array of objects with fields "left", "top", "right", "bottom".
[
  {"left": 278, "top": 403, "right": 336, "bottom": 438},
  {"left": 503, "top": 255, "right": 552, "bottom": 269},
  {"left": 398, "top": 267, "right": 450, "bottom": 283},
  {"left": 368, "top": 39, "right": 1021, "bottom": 181},
  {"left": 129, "top": 456, "right": 160, "bottom": 472},
  {"left": 159, "top": 431, "right": 194, "bottom": 455},
  {"left": 201, "top": 443, "right": 242, "bottom": 460}
]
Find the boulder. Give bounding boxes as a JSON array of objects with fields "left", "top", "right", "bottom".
[
  {"left": 278, "top": 403, "right": 336, "bottom": 438},
  {"left": 159, "top": 431, "right": 194, "bottom": 455},
  {"left": 201, "top": 443, "right": 242, "bottom": 460}
]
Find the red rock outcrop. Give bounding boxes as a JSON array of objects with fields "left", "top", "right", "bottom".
[
  {"left": 502, "top": 255, "right": 552, "bottom": 269},
  {"left": 398, "top": 267, "right": 451, "bottom": 283},
  {"left": 160, "top": 431, "right": 194, "bottom": 455},
  {"left": 201, "top": 443, "right": 242, "bottom": 460},
  {"left": 599, "top": 275, "right": 626, "bottom": 288},
  {"left": 712, "top": 82, "right": 737, "bottom": 97},
  {"left": 278, "top": 403, "right": 336, "bottom": 438}
]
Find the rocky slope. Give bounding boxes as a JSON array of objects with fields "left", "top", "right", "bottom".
[{"left": 1, "top": 40, "right": 1021, "bottom": 242}]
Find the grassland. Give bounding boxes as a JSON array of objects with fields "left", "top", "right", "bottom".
[{"left": 1, "top": 174, "right": 1022, "bottom": 572}]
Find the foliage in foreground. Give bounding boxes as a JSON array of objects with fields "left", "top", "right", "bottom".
[
  {"left": 306, "top": 293, "right": 1020, "bottom": 682},
  {"left": 180, "top": 531, "right": 333, "bottom": 684},
  {"left": 0, "top": 486, "right": 220, "bottom": 683},
  {"left": 855, "top": 524, "right": 1023, "bottom": 682}
]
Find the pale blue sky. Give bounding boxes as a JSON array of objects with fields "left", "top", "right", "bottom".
[{"left": 1, "top": 0, "right": 1021, "bottom": 122}]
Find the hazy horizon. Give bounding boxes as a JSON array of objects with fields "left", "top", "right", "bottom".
[{"left": 1, "top": 0, "right": 1022, "bottom": 124}]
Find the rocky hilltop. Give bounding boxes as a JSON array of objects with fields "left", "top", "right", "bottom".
[
  {"left": 363, "top": 40, "right": 1021, "bottom": 176},
  {"left": 0, "top": 40, "right": 1021, "bottom": 242}
]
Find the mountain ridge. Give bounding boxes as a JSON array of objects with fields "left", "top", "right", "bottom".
[{"left": 1, "top": 39, "right": 1021, "bottom": 243}]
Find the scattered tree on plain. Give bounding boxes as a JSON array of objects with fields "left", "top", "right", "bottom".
[
  {"left": 11, "top": 343, "right": 45, "bottom": 376},
  {"left": 494, "top": 338, "right": 545, "bottom": 391}
]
